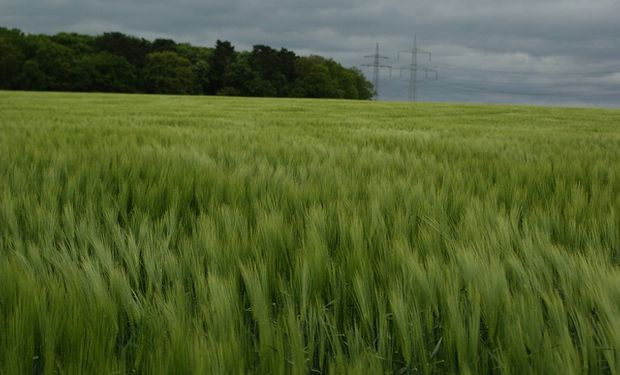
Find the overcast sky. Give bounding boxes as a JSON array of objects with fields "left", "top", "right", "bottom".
[{"left": 2, "top": 0, "right": 619, "bottom": 106}]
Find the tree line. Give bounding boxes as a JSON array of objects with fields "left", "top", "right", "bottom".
[{"left": 0, "top": 27, "right": 374, "bottom": 99}]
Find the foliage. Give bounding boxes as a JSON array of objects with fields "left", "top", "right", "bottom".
[
  {"left": 28, "top": 36, "right": 77, "bottom": 91},
  {"left": 1, "top": 92, "right": 619, "bottom": 374},
  {"left": 206, "top": 39, "right": 237, "bottom": 95},
  {"left": 150, "top": 38, "right": 177, "bottom": 53},
  {"left": 0, "top": 36, "right": 25, "bottom": 89},
  {"left": 17, "top": 60, "right": 47, "bottom": 90},
  {"left": 291, "top": 56, "right": 343, "bottom": 98},
  {"left": 94, "top": 31, "right": 151, "bottom": 66},
  {"left": 142, "top": 51, "right": 196, "bottom": 94},
  {"left": 0, "top": 27, "right": 371, "bottom": 99},
  {"left": 74, "top": 53, "right": 137, "bottom": 93},
  {"left": 51, "top": 32, "right": 96, "bottom": 54},
  {"left": 249, "top": 45, "right": 297, "bottom": 96}
]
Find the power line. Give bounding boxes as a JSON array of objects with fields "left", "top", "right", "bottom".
[
  {"left": 396, "top": 36, "right": 438, "bottom": 101},
  {"left": 380, "top": 82, "right": 412, "bottom": 100},
  {"left": 361, "top": 43, "right": 392, "bottom": 100},
  {"left": 363, "top": 41, "right": 619, "bottom": 102},
  {"left": 427, "top": 62, "right": 620, "bottom": 77},
  {"left": 432, "top": 75, "right": 620, "bottom": 90},
  {"left": 422, "top": 79, "right": 620, "bottom": 98}
]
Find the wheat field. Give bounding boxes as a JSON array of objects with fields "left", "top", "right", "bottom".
[{"left": 1, "top": 91, "right": 619, "bottom": 374}]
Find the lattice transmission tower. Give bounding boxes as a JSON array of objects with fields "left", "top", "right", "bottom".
[
  {"left": 397, "top": 36, "right": 438, "bottom": 101},
  {"left": 362, "top": 43, "right": 392, "bottom": 100}
]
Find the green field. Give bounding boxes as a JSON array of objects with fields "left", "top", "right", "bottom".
[{"left": 1, "top": 91, "right": 619, "bottom": 374}]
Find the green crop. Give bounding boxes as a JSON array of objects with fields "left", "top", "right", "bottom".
[{"left": 1, "top": 91, "right": 619, "bottom": 374}]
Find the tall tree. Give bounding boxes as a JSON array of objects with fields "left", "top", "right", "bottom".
[
  {"left": 142, "top": 51, "right": 196, "bottom": 94},
  {"left": 207, "top": 40, "right": 236, "bottom": 94},
  {"left": 0, "top": 37, "right": 25, "bottom": 89},
  {"left": 73, "top": 53, "right": 137, "bottom": 92},
  {"left": 95, "top": 32, "right": 151, "bottom": 66},
  {"left": 290, "top": 56, "right": 342, "bottom": 98},
  {"left": 0, "top": 27, "right": 373, "bottom": 99},
  {"left": 175, "top": 43, "right": 212, "bottom": 94},
  {"left": 249, "top": 45, "right": 298, "bottom": 96},
  {"left": 28, "top": 37, "right": 77, "bottom": 91},
  {"left": 18, "top": 60, "right": 46, "bottom": 90},
  {"left": 223, "top": 53, "right": 276, "bottom": 97},
  {"left": 51, "top": 32, "right": 96, "bottom": 54},
  {"left": 150, "top": 38, "right": 177, "bottom": 53},
  {"left": 350, "top": 67, "right": 374, "bottom": 100}
]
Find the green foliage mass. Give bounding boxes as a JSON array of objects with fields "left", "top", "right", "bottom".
[
  {"left": 142, "top": 51, "right": 196, "bottom": 94},
  {"left": 1, "top": 91, "right": 619, "bottom": 374},
  {"left": 0, "top": 27, "right": 373, "bottom": 99}
]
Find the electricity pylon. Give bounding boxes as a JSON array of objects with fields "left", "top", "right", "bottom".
[
  {"left": 362, "top": 43, "right": 392, "bottom": 100},
  {"left": 397, "top": 36, "right": 438, "bottom": 101}
]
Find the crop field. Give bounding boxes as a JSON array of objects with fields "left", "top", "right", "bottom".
[{"left": 1, "top": 91, "right": 619, "bottom": 374}]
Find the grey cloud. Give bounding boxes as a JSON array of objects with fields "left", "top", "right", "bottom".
[{"left": 1, "top": 0, "right": 619, "bottom": 106}]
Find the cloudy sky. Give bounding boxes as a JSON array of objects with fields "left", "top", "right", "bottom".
[{"left": 2, "top": 0, "right": 619, "bottom": 106}]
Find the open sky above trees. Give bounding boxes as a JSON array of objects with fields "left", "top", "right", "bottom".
[{"left": 1, "top": 0, "right": 619, "bottom": 106}]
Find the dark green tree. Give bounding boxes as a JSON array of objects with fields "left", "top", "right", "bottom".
[
  {"left": 249, "top": 45, "right": 297, "bottom": 96},
  {"left": 176, "top": 43, "right": 212, "bottom": 94},
  {"left": 51, "top": 32, "right": 96, "bottom": 54},
  {"left": 150, "top": 38, "right": 177, "bottom": 53},
  {"left": 0, "top": 27, "right": 373, "bottom": 99},
  {"left": 142, "top": 51, "right": 196, "bottom": 94},
  {"left": 221, "top": 53, "right": 254, "bottom": 95},
  {"left": 73, "top": 53, "right": 137, "bottom": 92},
  {"left": 207, "top": 40, "right": 235, "bottom": 94},
  {"left": 27, "top": 37, "right": 76, "bottom": 91},
  {"left": 193, "top": 60, "right": 211, "bottom": 94},
  {"left": 350, "top": 67, "right": 374, "bottom": 100},
  {"left": 18, "top": 60, "right": 47, "bottom": 90},
  {"left": 223, "top": 53, "right": 276, "bottom": 97},
  {"left": 0, "top": 37, "right": 25, "bottom": 89},
  {"left": 290, "top": 56, "right": 342, "bottom": 98},
  {"left": 95, "top": 32, "right": 151, "bottom": 66}
]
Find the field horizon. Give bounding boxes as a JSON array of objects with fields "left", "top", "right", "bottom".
[
  {"left": 5, "top": 89, "right": 620, "bottom": 110},
  {"left": 1, "top": 91, "right": 619, "bottom": 374}
]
